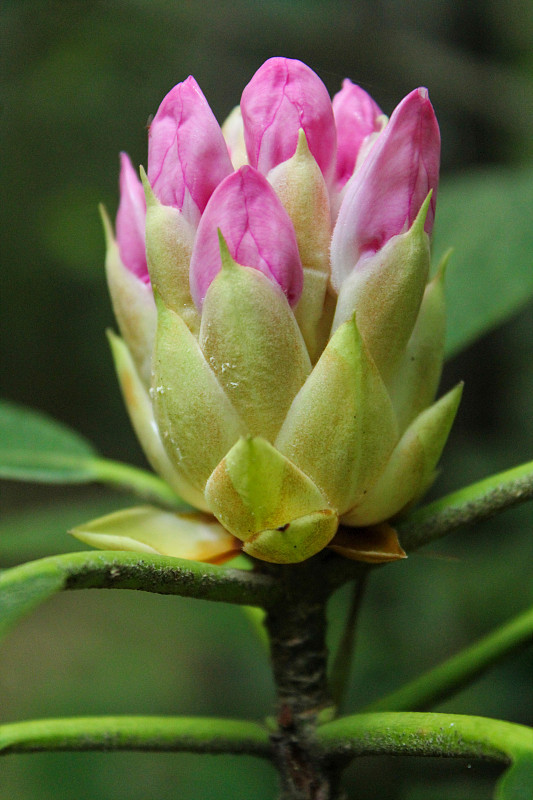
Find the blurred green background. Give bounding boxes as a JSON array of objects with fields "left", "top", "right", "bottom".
[{"left": 1, "top": 1, "right": 532, "bottom": 798}]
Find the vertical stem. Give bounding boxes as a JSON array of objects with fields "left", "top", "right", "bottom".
[{"left": 263, "top": 560, "right": 345, "bottom": 800}]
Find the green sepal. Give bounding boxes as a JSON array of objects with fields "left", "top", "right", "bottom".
[
  {"left": 70, "top": 505, "right": 240, "bottom": 563},
  {"left": 199, "top": 239, "right": 311, "bottom": 442},
  {"left": 107, "top": 330, "right": 208, "bottom": 510},
  {"left": 152, "top": 294, "right": 247, "bottom": 495},
  {"left": 205, "top": 436, "right": 337, "bottom": 562},
  {"left": 387, "top": 252, "right": 449, "bottom": 433},
  {"left": 100, "top": 204, "right": 156, "bottom": 387},
  {"left": 141, "top": 168, "right": 200, "bottom": 335},
  {"left": 332, "top": 192, "right": 432, "bottom": 381},
  {"left": 342, "top": 382, "right": 463, "bottom": 526},
  {"left": 275, "top": 315, "right": 398, "bottom": 515}
]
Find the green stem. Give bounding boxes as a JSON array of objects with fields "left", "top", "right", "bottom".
[
  {"left": 0, "top": 550, "right": 280, "bottom": 640},
  {"left": 0, "top": 716, "right": 271, "bottom": 759},
  {"left": 316, "top": 712, "right": 533, "bottom": 763},
  {"left": 89, "top": 457, "right": 186, "bottom": 509},
  {"left": 330, "top": 576, "right": 368, "bottom": 714},
  {"left": 398, "top": 459, "right": 533, "bottom": 551},
  {"left": 361, "top": 605, "right": 533, "bottom": 713}
]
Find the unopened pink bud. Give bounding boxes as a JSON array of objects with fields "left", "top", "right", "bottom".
[
  {"left": 332, "top": 79, "right": 384, "bottom": 188},
  {"left": 331, "top": 88, "right": 440, "bottom": 290},
  {"left": 189, "top": 165, "right": 303, "bottom": 309},
  {"left": 116, "top": 152, "right": 148, "bottom": 282},
  {"left": 147, "top": 76, "right": 233, "bottom": 226},
  {"left": 241, "top": 57, "right": 337, "bottom": 183}
]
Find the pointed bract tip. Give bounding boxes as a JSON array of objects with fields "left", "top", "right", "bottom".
[
  {"left": 295, "top": 128, "right": 310, "bottom": 156},
  {"left": 139, "top": 165, "right": 158, "bottom": 208},
  {"left": 98, "top": 203, "right": 114, "bottom": 247},
  {"left": 434, "top": 248, "right": 453, "bottom": 282},
  {"left": 217, "top": 229, "right": 238, "bottom": 271},
  {"left": 105, "top": 327, "right": 119, "bottom": 347},
  {"left": 411, "top": 190, "right": 433, "bottom": 236}
]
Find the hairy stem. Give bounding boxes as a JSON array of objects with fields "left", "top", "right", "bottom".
[
  {"left": 0, "top": 550, "right": 280, "bottom": 641},
  {"left": 316, "top": 712, "right": 533, "bottom": 764},
  {"left": 0, "top": 716, "right": 271, "bottom": 758},
  {"left": 398, "top": 459, "right": 533, "bottom": 550}
]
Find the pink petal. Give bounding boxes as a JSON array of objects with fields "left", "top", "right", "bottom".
[
  {"left": 332, "top": 79, "right": 384, "bottom": 188},
  {"left": 116, "top": 152, "right": 148, "bottom": 282},
  {"left": 147, "top": 76, "right": 233, "bottom": 226},
  {"left": 190, "top": 165, "right": 303, "bottom": 309},
  {"left": 331, "top": 88, "right": 440, "bottom": 289},
  {"left": 241, "top": 57, "right": 337, "bottom": 183}
]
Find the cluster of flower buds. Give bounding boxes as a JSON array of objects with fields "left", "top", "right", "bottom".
[{"left": 78, "top": 57, "right": 461, "bottom": 565}]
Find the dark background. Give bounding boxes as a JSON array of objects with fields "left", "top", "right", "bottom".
[{"left": 1, "top": 1, "right": 532, "bottom": 798}]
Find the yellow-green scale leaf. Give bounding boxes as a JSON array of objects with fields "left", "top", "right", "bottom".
[
  {"left": 387, "top": 253, "right": 448, "bottom": 433},
  {"left": 332, "top": 193, "right": 432, "bottom": 382},
  {"left": 342, "top": 382, "right": 463, "bottom": 526},
  {"left": 275, "top": 315, "right": 398, "bottom": 515},
  {"left": 152, "top": 296, "right": 247, "bottom": 496},
  {"left": 199, "top": 247, "right": 311, "bottom": 442},
  {"left": 101, "top": 205, "right": 156, "bottom": 388},
  {"left": 71, "top": 505, "right": 240, "bottom": 564},
  {"left": 142, "top": 169, "right": 200, "bottom": 335},
  {"left": 268, "top": 131, "right": 333, "bottom": 362},
  {"left": 243, "top": 510, "right": 338, "bottom": 564},
  {"left": 205, "top": 436, "right": 337, "bottom": 563},
  {"left": 107, "top": 331, "right": 208, "bottom": 510}
]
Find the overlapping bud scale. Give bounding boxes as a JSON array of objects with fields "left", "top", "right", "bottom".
[{"left": 78, "top": 57, "right": 461, "bottom": 565}]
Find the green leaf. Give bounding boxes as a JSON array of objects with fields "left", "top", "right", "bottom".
[
  {"left": 0, "top": 564, "right": 65, "bottom": 641},
  {"left": 496, "top": 756, "right": 533, "bottom": 800},
  {"left": 0, "top": 400, "right": 97, "bottom": 482},
  {"left": 434, "top": 167, "right": 533, "bottom": 359},
  {"left": 0, "top": 400, "right": 185, "bottom": 507}
]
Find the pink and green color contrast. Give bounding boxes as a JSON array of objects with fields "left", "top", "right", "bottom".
[{"left": 76, "top": 57, "right": 461, "bottom": 565}]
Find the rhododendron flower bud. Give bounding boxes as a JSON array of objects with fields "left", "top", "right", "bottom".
[
  {"left": 241, "top": 57, "right": 337, "bottom": 183},
  {"left": 101, "top": 155, "right": 154, "bottom": 387},
  {"left": 332, "top": 79, "right": 385, "bottom": 188},
  {"left": 189, "top": 166, "right": 303, "bottom": 309},
  {"left": 147, "top": 76, "right": 233, "bottom": 226},
  {"left": 331, "top": 87, "right": 440, "bottom": 292},
  {"left": 116, "top": 152, "right": 149, "bottom": 282},
  {"left": 81, "top": 59, "right": 460, "bottom": 566}
]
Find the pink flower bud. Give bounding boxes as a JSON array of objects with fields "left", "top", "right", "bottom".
[
  {"left": 116, "top": 152, "right": 148, "bottom": 282},
  {"left": 332, "top": 79, "right": 384, "bottom": 188},
  {"left": 189, "top": 165, "right": 303, "bottom": 309},
  {"left": 331, "top": 88, "right": 440, "bottom": 290},
  {"left": 147, "top": 76, "right": 233, "bottom": 225},
  {"left": 240, "top": 57, "right": 337, "bottom": 183}
]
